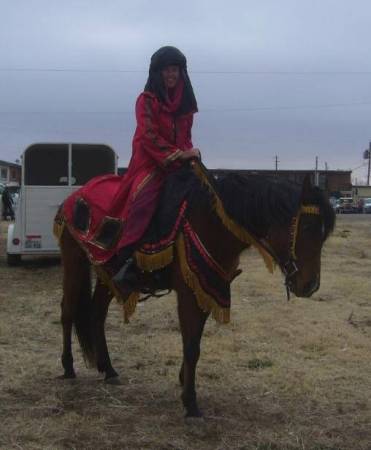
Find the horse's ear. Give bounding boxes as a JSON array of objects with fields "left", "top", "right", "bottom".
[{"left": 301, "top": 174, "right": 312, "bottom": 201}]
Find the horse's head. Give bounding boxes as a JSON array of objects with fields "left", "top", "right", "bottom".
[{"left": 265, "top": 176, "right": 335, "bottom": 298}]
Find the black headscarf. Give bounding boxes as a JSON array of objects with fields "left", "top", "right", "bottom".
[{"left": 144, "top": 46, "right": 198, "bottom": 116}]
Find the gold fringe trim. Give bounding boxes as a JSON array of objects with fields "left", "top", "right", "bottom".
[
  {"left": 134, "top": 245, "right": 174, "bottom": 271},
  {"left": 301, "top": 205, "right": 320, "bottom": 215},
  {"left": 95, "top": 265, "right": 139, "bottom": 323},
  {"left": 192, "top": 162, "right": 275, "bottom": 274},
  {"left": 53, "top": 216, "right": 66, "bottom": 244},
  {"left": 290, "top": 215, "right": 300, "bottom": 260},
  {"left": 176, "top": 233, "right": 230, "bottom": 324},
  {"left": 122, "top": 292, "right": 140, "bottom": 323}
]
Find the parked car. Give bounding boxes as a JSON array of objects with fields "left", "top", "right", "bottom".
[
  {"left": 362, "top": 198, "right": 371, "bottom": 214},
  {"left": 335, "top": 197, "right": 355, "bottom": 214}
]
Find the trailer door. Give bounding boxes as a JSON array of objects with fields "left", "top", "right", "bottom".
[
  {"left": 71, "top": 144, "right": 116, "bottom": 185},
  {"left": 23, "top": 144, "right": 72, "bottom": 252}
]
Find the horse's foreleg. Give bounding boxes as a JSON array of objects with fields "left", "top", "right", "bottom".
[
  {"left": 91, "top": 280, "right": 118, "bottom": 382},
  {"left": 177, "top": 288, "right": 208, "bottom": 417}
]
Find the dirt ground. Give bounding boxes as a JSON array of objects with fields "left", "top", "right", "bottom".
[{"left": 0, "top": 215, "right": 371, "bottom": 450}]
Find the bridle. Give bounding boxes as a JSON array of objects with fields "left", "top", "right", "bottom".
[
  {"left": 261, "top": 204, "right": 321, "bottom": 300},
  {"left": 189, "top": 161, "right": 323, "bottom": 298}
]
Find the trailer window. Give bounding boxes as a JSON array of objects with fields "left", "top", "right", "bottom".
[
  {"left": 24, "top": 144, "right": 68, "bottom": 186},
  {"left": 71, "top": 144, "right": 115, "bottom": 185}
]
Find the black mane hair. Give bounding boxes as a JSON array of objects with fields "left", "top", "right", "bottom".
[
  {"left": 214, "top": 173, "right": 335, "bottom": 239},
  {"left": 156, "top": 166, "right": 335, "bottom": 243}
]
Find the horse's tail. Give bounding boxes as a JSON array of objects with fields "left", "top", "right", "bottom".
[
  {"left": 74, "top": 260, "right": 96, "bottom": 367},
  {"left": 61, "top": 227, "right": 96, "bottom": 367}
]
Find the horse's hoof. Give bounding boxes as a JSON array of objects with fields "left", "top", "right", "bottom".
[
  {"left": 105, "top": 376, "right": 121, "bottom": 385},
  {"left": 57, "top": 372, "right": 76, "bottom": 380},
  {"left": 179, "top": 373, "right": 184, "bottom": 387},
  {"left": 185, "top": 407, "right": 203, "bottom": 418}
]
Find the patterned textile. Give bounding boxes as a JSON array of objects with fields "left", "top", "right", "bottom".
[{"left": 55, "top": 164, "right": 274, "bottom": 324}]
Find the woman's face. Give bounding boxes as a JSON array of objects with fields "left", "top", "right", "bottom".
[{"left": 161, "top": 65, "right": 180, "bottom": 89}]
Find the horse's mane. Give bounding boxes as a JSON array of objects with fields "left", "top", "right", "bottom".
[
  {"left": 212, "top": 174, "right": 299, "bottom": 237},
  {"left": 207, "top": 173, "right": 335, "bottom": 239}
]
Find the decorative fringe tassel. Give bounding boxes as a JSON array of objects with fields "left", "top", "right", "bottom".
[
  {"left": 95, "top": 265, "right": 139, "bottom": 323},
  {"left": 176, "top": 233, "right": 230, "bottom": 324},
  {"left": 122, "top": 292, "right": 140, "bottom": 323},
  {"left": 134, "top": 245, "right": 174, "bottom": 272},
  {"left": 53, "top": 217, "right": 66, "bottom": 244},
  {"left": 192, "top": 162, "right": 275, "bottom": 274}
]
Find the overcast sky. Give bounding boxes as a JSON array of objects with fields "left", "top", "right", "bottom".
[{"left": 1, "top": 0, "right": 371, "bottom": 181}]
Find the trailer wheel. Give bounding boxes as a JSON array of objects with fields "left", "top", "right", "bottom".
[{"left": 7, "top": 253, "right": 21, "bottom": 266}]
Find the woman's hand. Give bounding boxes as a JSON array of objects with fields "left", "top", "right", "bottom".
[{"left": 179, "top": 148, "right": 201, "bottom": 161}]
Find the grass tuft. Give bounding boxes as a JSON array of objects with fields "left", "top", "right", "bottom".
[{"left": 247, "top": 358, "right": 273, "bottom": 370}]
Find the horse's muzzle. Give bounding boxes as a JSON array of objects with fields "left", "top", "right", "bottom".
[{"left": 300, "top": 275, "right": 320, "bottom": 298}]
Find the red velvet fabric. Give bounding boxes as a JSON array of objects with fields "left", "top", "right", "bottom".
[{"left": 62, "top": 91, "right": 195, "bottom": 264}]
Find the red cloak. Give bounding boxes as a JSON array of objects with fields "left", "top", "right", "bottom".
[{"left": 62, "top": 89, "right": 195, "bottom": 264}]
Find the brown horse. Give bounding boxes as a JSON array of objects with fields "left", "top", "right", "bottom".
[{"left": 57, "top": 167, "right": 335, "bottom": 417}]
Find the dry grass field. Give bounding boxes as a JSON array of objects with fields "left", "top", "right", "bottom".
[{"left": 0, "top": 215, "right": 371, "bottom": 450}]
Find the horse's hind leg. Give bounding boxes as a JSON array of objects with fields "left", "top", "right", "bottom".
[
  {"left": 60, "top": 294, "right": 76, "bottom": 378},
  {"left": 59, "top": 228, "right": 93, "bottom": 378},
  {"left": 176, "top": 283, "right": 208, "bottom": 417},
  {"left": 91, "top": 280, "right": 118, "bottom": 382}
]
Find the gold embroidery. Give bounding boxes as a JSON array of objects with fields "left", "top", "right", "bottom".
[
  {"left": 132, "top": 171, "right": 157, "bottom": 200},
  {"left": 301, "top": 205, "right": 320, "bottom": 215},
  {"left": 90, "top": 216, "right": 124, "bottom": 250},
  {"left": 163, "top": 149, "right": 182, "bottom": 167},
  {"left": 73, "top": 197, "right": 91, "bottom": 237}
]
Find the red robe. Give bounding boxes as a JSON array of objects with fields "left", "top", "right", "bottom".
[{"left": 63, "top": 90, "right": 194, "bottom": 264}]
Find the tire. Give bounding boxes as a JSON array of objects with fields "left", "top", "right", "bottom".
[{"left": 7, "top": 253, "right": 21, "bottom": 266}]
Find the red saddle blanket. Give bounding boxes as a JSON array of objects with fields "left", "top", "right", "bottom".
[
  {"left": 62, "top": 169, "right": 164, "bottom": 264},
  {"left": 55, "top": 163, "right": 274, "bottom": 324}
]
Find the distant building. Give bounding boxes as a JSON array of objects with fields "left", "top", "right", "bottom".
[
  {"left": 117, "top": 167, "right": 352, "bottom": 197},
  {"left": 352, "top": 185, "right": 371, "bottom": 201},
  {"left": 0, "top": 159, "right": 21, "bottom": 184}
]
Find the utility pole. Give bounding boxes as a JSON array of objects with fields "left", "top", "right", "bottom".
[
  {"left": 275, "top": 155, "right": 279, "bottom": 172},
  {"left": 363, "top": 142, "right": 371, "bottom": 185},
  {"left": 314, "top": 156, "right": 319, "bottom": 186},
  {"left": 325, "top": 161, "right": 328, "bottom": 171},
  {"left": 368, "top": 142, "right": 371, "bottom": 186}
]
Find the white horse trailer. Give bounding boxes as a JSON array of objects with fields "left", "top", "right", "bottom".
[{"left": 7, "top": 143, "right": 117, "bottom": 265}]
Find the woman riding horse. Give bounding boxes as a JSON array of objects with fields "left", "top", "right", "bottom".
[
  {"left": 62, "top": 46, "right": 200, "bottom": 285},
  {"left": 56, "top": 47, "right": 336, "bottom": 418}
]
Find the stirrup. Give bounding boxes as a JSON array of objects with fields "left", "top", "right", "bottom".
[{"left": 112, "top": 257, "right": 136, "bottom": 286}]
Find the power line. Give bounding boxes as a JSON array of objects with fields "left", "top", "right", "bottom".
[
  {"left": 1, "top": 100, "right": 371, "bottom": 115},
  {"left": 0, "top": 68, "right": 144, "bottom": 73},
  {"left": 2, "top": 67, "right": 371, "bottom": 75},
  {"left": 202, "top": 101, "right": 371, "bottom": 112},
  {"left": 350, "top": 163, "right": 367, "bottom": 171}
]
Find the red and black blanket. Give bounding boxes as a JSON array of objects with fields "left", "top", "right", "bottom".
[{"left": 54, "top": 163, "right": 274, "bottom": 323}]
